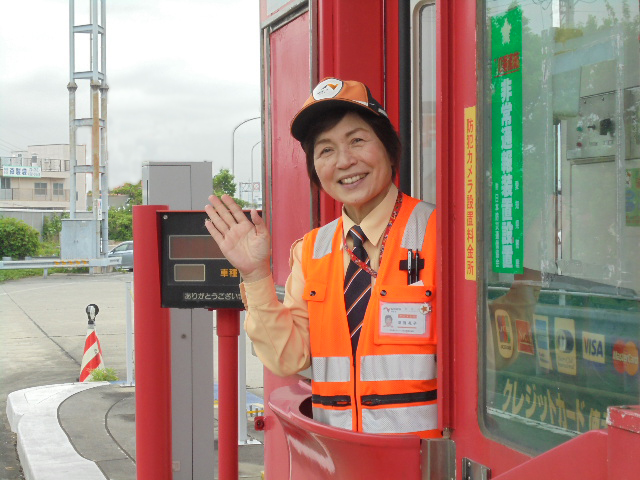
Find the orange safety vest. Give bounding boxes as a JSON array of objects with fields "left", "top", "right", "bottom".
[{"left": 301, "top": 194, "right": 440, "bottom": 438}]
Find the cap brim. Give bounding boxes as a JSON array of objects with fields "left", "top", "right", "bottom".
[{"left": 290, "top": 98, "right": 382, "bottom": 142}]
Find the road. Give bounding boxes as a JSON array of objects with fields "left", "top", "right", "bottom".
[{"left": 0, "top": 271, "right": 264, "bottom": 479}]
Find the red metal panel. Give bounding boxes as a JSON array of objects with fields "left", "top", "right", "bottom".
[
  {"left": 132, "top": 205, "right": 172, "bottom": 480},
  {"left": 608, "top": 406, "right": 640, "bottom": 480},
  {"left": 316, "top": 0, "right": 386, "bottom": 225},
  {"left": 440, "top": 0, "right": 533, "bottom": 474},
  {"left": 269, "top": 380, "right": 422, "bottom": 480},
  {"left": 268, "top": 12, "right": 312, "bottom": 287},
  {"left": 263, "top": 370, "right": 305, "bottom": 479},
  {"left": 436, "top": 0, "right": 455, "bottom": 435},
  {"left": 384, "top": 0, "right": 401, "bottom": 136},
  {"left": 490, "top": 430, "right": 608, "bottom": 480}
]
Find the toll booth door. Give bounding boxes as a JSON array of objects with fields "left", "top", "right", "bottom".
[
  {"left": 261, "top": 3, "right": 314, "bottom": 479},
  {"left": 263, "top": 6, "right": 314, "bottom": 288},
  {"left": 430, "top": 0, "right": 640, "bottom": 478}
]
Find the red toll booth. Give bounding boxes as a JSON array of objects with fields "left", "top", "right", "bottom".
[{"left": 258, "top": 1, "right": 640, "bottom": 479}]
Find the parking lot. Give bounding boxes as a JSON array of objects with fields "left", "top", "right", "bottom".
[{"left": 0, "top": 271, "right": 264, "bottom": 479}]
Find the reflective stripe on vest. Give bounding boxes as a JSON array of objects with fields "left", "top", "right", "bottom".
[
  {"left": 401, "top": 201, "right": 435, "bottom": 250},
  {"left": 360, "top": 354, "right": 436, "bottom": 382},
  {"left": 361, "top": 403, "right": 438, "bottom": 434},
  {"left": 313, "top": 218, "right": 340, "bottom": 259},
  {"left": 312, "top": 406, "right": 353, "bottom": 430},
  {"left": 312, "top": 356, "right": 351, "bottom": 383}
]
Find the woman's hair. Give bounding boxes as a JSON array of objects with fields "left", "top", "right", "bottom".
[{"left": 299, "top": 108, "right": 401, "bottom": 188}]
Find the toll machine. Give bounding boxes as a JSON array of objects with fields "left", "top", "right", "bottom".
[
  {"left": 135, "top": 161, "right": 245, "bottom": 480},
  {"left": 134, "top": 205, "right": 247, "bottom": 480},
  {"left": 258, "top": 1, "right": 640, "bottom": 479}
]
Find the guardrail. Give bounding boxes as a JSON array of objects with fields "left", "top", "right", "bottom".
[{"left": 0, "top": 256, "right": 122, "bottom": 277}]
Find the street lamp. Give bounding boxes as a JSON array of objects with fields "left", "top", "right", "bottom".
[
  {"left": 231, "top": 116, "right": 260, "bottom": 176},
  {"left": 250, "top": 141, "right": 262, "bottom": 207}
]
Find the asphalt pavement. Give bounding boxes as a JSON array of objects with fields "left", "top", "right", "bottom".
[{"left": 1, "top": 272, "right": 265, "bottom": 480}]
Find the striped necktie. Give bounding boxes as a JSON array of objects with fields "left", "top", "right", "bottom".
[{"left": 344, "top": 225, "right": 371, "bottom": 358}]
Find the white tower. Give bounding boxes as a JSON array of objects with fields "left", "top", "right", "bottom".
[{"left": 68, "top": 0, "right": 109, "bottom": 258}]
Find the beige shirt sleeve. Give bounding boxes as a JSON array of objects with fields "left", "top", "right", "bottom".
[{"left": 242, "top": 239, "right": 311, "bottom": 377}]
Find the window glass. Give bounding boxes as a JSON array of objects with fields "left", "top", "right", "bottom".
[
  {"left": 418, "top": 1, "right": 436, "bottom": 204},
  {"left": 481, "top": 0, "right": 640, "bottom": 453},
  {"left": 34, "top": 182, "right": 47, "bottom": 196},
  {"left": 53, "top": 182, "right": 64, "bottom": 196},
  {"left": 1, "top": 177, "right": 10, "bottom": 189}
]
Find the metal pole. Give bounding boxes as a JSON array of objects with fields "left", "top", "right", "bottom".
[
  {"left": 100, "top": 85, "right": 109, "bottom": 257},
  {"left": 68, "top": 0, "right": 76, "bottom": 219},
  {"left": 250, "top": 141, "right": 261, "bottom": 208},
  {"left": 133, "top": 205, "right": 172, "bottom": 480},
  {"left": 100, "top": 0, "right": 109, "bottom": 257},
  {"left": 216, "top": 309, "right": 240, "bottom": 480},
  {"left": 125, "top": 279, "right": 134, "bottom": 386},
  {"left": 91, "top": 80, "right": 101, "bottom": 261},
  {"left": 238, "top": 311, "right": 248, "bottom": 444},
  {"left": 231, "top": 116, "right": 259, "bottom": 176}
]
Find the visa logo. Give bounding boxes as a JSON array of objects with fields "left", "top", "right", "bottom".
[{"left": 583, "top": 331, "right": 606, "bottom": 364}]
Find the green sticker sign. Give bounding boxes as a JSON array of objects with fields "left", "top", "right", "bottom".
[{"left": 491, "top": 8, "right": 523, "bottom": 274}]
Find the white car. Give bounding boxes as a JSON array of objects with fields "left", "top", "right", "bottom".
[{"left": 108, "top": 241, "right": 133, "bottom": 270}]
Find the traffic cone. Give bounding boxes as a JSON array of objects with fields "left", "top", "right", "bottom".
[{"left": 79, "top": 304, "right": 105, "bottom": 382}]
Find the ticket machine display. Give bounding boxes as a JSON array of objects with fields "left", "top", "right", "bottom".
[{"left": 160, "top": 211, "right": 244, "bottom": 309}]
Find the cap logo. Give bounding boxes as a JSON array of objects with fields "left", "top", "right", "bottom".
[{"left": 312, "top": 78, "right": 344, "bottom": 100}]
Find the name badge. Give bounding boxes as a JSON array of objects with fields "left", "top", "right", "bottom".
[{"left": 380, "top": 302, "right": 432, "bottom": 336}]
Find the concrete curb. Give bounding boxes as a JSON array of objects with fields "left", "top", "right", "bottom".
[{"left": 6, "top": 382, "right": 109, "bottom": 480}]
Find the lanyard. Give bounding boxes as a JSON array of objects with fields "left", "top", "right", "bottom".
[{"left": 343, "top": 191, "right": 403, "bottom": 278}]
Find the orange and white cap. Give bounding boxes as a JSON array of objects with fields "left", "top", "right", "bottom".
[{"left": 290, "top": 77, "right": 389, "bottom": 141}]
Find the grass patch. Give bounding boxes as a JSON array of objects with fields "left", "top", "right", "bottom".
[
  {"left": 0, "top": 266, "right": 89, "bottom": 283},
  {"left": 89, "top": 367, "right": 119, "bottom": 382},
  {"left": 38, "top": 242, "right": 60, "bottom": 256},
  {"left": 0, "top": 269, "right": 44, "bottom": 283}
]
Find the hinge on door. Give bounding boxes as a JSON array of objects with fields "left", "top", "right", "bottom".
[{"left": 462, "top": 458, "right": 490, "bottom": 480}]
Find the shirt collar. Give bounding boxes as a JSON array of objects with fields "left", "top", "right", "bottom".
[{"left": 342, "top": 183, "right": 398, "bottom": 247}]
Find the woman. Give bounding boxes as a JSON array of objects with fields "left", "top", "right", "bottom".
[{"left": 205, "top": 78, "right": 439, "bottom": 438}]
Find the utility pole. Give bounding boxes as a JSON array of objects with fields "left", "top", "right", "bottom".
[{"left": 68, "top": 0, "right": 109, "bottom": 266}]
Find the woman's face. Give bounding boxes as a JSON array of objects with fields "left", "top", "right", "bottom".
[{"left": 313, "top": 112, "right": 393, "bottom": 222}]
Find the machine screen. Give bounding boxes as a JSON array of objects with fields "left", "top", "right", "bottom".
[
  {"left": 169, "top": 235, "right": 222, "bottom": 260},
  {"left": 174, "top": 264, "right": 206, "bottom": 282}
]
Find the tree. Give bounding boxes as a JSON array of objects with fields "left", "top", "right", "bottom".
[
  {"left": 212, "top": 169, "right": 248, "bottom": 207},
  {"left": 0, "top": 217, "right": 40, "bottom": 259},
  {"left": 111, "top": 181, "right": 142, "bottom": 207},
  {"left": 42, "top": 212, "right": 69, "bottom": 242},
  {"left": 108, "top": 181, "right": 142, "bottom": 242},
  {"left": 213, "top": 168, "right": 237, "bottom": 197}
]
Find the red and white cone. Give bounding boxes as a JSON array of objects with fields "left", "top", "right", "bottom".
[{"left": 79, "top": 305, "right": 105, "bottom": 382}]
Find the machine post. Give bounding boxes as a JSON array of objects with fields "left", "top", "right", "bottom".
[
  {"left": 133, "top": 205, "right": 172, "bottom": 479},
  {"left": 216, "top": 309, "right": 241, "bottom": 480}
]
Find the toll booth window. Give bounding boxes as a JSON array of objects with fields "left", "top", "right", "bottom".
[
  {"left": 414, "top": 0, "right": 437, "bottom": 204},
  {"left": 480, "top": 0, "right": 640, "bottom": 454}
]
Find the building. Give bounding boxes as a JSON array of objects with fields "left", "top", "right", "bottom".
[
  {"left": 0, "top": 144, "right": 87, "bottom": 211},
  {"left": 0, "top": 144, "right": 88, "bottom": 235}
]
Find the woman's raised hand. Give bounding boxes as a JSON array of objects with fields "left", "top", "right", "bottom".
[{"left": 204, "top": 194, "right": 271, "bottom": 283}]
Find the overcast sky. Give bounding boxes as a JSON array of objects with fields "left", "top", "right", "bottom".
[{"left": 0, "top": 0, "right": 262, "bottom": 192}]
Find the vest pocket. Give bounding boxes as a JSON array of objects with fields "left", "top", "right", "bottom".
[
  {"left": 360, "top": 398, "right": 438, "bottom": 434},
  {"left": 374, "top": 284, "right": 436, "bottom": 345},
  {"left": 302, "top": 281, "right": 327, "bottom": 302}
]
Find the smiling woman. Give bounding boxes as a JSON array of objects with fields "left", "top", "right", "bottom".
[
  {"left": 304, "top": 111, "right": 396, "bottom": 224},
  {"left": 204, "top": 78, "right": 439, "bottom": 438}
]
